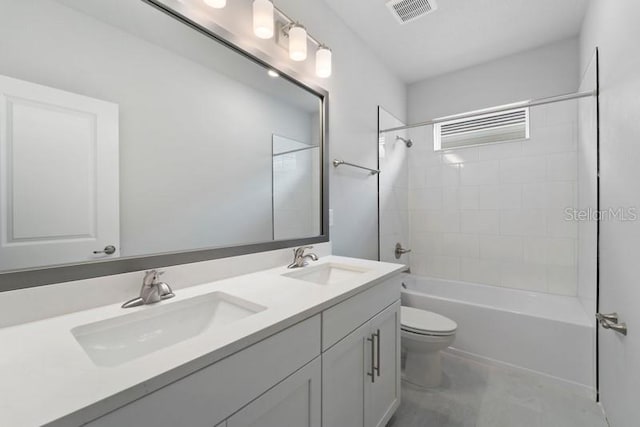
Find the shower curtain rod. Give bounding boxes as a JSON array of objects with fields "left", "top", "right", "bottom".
[{"left": 379, "top": 89, "right": 597, "bottom": 134}]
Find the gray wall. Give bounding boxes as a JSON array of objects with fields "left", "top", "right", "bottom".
[{"left": 407, "top": 38, "right": 580, "bottom": 122}]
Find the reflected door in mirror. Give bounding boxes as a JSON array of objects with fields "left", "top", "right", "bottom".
[{"left": 0, "top": 75, "right": 119, "bottom": 270}]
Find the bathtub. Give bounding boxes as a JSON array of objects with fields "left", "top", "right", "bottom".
[{"left": 400, "top": 274, "right": 595, "bottom": 390}]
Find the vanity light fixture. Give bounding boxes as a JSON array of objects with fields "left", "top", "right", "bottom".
[
  {"left": 278, "top": 20, "right": 332, "bottom": 77},
  {"left": 253, "top": 0, "right": 274, "bottom": 39},
  {"left": 205, "top": 0, "right": 332, "bottom": 78},
  {"left": 288, "top": 24, "right": 307, "bottom": 61},
  {"left": 315, "top": 45, "right": 332, "bottom": 78},
  {"left": 203, "top": 0, "right": 226, "bottom": 9}
]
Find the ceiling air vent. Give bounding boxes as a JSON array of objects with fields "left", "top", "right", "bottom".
[
  {"left": 386, "top": 0, "right": 438, "bottom": 25},
  {"left": 434, "top": 107, "right": 530, "bottom": 151}
]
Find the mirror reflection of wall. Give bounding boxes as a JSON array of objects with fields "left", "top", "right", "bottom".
[
  {"left": 0, "top": 0, "right": 323, "bottom": 273},
  {"left": 272, "top": 135, "right": 321, "bottom": 241}
]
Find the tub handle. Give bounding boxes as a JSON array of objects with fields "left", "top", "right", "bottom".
[{"left": 395, "top": 243, "right": 411, "bottom": 259}]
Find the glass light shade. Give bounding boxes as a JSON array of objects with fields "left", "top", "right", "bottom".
[
  {"left": 253, "top": 0, "right": 274, "bottom": 39},
  {"left": 203, "top": 0, "right": 226, "bottom": 8},
  {"left": 315, "top": 46, "right": 332, "bottom": 78},
  {"left": 289, "top": 25, "right": 307, "bottom": 61}
]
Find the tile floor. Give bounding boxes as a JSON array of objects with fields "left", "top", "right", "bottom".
[{"left": 388, "top": 352, "right": 608, "bottom": 427}]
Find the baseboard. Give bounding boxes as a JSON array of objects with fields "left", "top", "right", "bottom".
[{"left": 443, "top": 347, "right": 597, "bottom": 400}]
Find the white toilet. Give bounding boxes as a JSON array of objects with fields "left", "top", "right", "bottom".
[{"left": 401, "top": 306, "right": 457, "bottom": 388}]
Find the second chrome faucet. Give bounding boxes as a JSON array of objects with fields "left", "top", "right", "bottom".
[
  {"left": 287, "top": 246, "right": 319, "bottom": 269},
  {"left": 122, "top": 269, "right": 175, "bottom": 308}
]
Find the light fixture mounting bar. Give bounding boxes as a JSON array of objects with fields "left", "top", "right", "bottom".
[{"left": 273, "top": 6, "right": 324, "bottom": 47}]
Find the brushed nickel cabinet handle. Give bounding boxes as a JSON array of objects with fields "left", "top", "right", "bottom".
[
  {"left": 367, "top": 334, "right": 376, "bottom": 383},
  {"left": 374, "top": 329, "right": 381, "bottom": 377}
]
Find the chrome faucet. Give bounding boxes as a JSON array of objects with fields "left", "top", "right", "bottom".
[
  {"left": 122, "top": 270, "right": 175, "bottom": 308},
  {"left": 287, "top": 246, "right": 319, "bottom": 269}
]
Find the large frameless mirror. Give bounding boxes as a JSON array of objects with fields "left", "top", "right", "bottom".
[{"left": 0, "top": 0, "right": 328, "bottom": 290}]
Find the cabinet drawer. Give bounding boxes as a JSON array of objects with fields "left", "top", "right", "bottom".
[
  {"left": 86, "top": 315, "right": 321, "bottom": 427},
  {"left": 322, "top": 276, "right": 401, "bottom": 351}
]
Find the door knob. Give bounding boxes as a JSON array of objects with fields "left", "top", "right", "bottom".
[
  {"left": 595, "top": 312, "right": 618, "bottom": 323},
  {"left": 93, "top": 245, "right": 116, "bottom": 255},
  {"left": 596, "top": 312, "right": 627, "bottom": 336}
]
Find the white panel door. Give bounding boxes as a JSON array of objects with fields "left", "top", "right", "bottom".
[
  {"left": 227, "top": 357, "right": 321, "bottom": 427},
  {"left": 367, "top": 301, "right": 401, "bottom": 427},
  {"left": 0, "top": 74, "right": 119, "bottom": 270}
]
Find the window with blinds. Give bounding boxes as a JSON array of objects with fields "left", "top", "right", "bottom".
[{"left": 434, "top": 107, "right": 530, "bottom": 151}]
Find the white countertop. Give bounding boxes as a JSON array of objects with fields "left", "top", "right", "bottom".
[{"left": 0, "top": 256, "right": 405, "bottom": 427}]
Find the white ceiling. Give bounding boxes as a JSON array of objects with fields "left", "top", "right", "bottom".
[{"left": 323, "top": 0, "right": 590, "bottom": 83}]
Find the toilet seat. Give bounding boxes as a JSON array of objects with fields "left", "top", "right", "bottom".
[{"left": 401, "top": 306, "right": 457, "bottom": 337}]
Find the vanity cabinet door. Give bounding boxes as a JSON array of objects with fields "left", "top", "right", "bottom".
[
  {"left": 226, "top": 356, "right": 321, "bottom": 427},
  {"left": 367, "top": 301, "right": 401, "bottom": 427},
  {"left": 322, "top": 321, "right": 372, "bottom": 427},
  {"left": 322, "top": 300, "right": 401, "bottom": 427}
]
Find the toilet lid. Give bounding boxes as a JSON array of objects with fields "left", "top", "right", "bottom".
[{"left": 401, "top": 306, "right": 457, "bottom": 335}]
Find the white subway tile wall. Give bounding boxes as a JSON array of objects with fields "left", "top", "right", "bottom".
[{"left": 408, "top": 101, "right": 578, "bottom": 295}]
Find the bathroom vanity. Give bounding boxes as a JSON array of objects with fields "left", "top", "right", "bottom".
[{"left": 0, "top": 256, "right": 404, "bottom": 427}]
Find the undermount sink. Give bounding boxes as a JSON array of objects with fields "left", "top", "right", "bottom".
[
  {"left": 282, "top": 262, "right": 370, "bottom": 285},
  {"left": 72, "top": 292, "right": 266, "bottom": 367}
]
